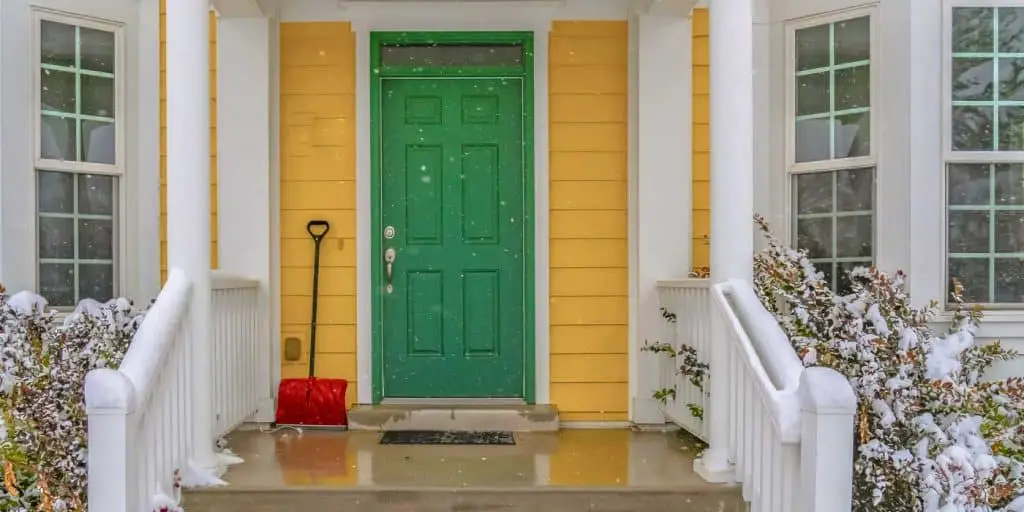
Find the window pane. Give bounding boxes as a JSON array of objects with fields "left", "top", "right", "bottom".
[
  {"left": 795, "top": 118, "right": 832, "bottom": 162},
  {"left": 81, "top": 75, "right": 114, "bottom": 117},
  {"left": 952, "top": 106, "right": 995, "bottom": 151},
  {"left": 949, "top": 164, "right": 991, "bottom": 205},
  {"left": 998, "top": 106, "right": 1024, "bottom": 150},
  {"left": 41, "top": 69, "right": 76, "bottom": 113},
  {"left": 952, "top": 8, "right": 993, "bottom": 53},
  {"left": 995, "top": 164, "right": 1024, "bottom": 205},
  {"left": 949, "top": 258, "right": 990, "bottom": 303},
  {"left": 79, "top": 264, "right": 113, "bottom": 302},
  {"left": 999, "top": 8, "right": 1024, "bottom": 52},
  {"left": 78, "top": 174, "right": 114, "bottom": 215},
  {"left": 836, "top": 168, "right": 874, "bottom": 211},
  {"left": 40, "top": 115, "right": 76, "bottom": 161},
  {"left": 795, "top": 24, "right": 829, "bottom": 71},
  {"left": 796, "top": 218, "right": 833, "bottom": 258},
  {"left": 795, "top": 172, "right": 832, "bottom": 214},
  {"left": 38, "top": 217, "right": 75, "bottom": 259},
  {"left": 995, "top": 258, "right": 1024, "bottom": 302},
  {"left": 998, "top": 58, "right": 1024, "bottom": 101},
  {"left": 38, "top": 171, "right": 74, "bottom": 214},
  {"left": 796, "top": 72, "right": 829, "bottom": 116},
  {"left": 793, "top": 17, "right": 871, "bottom": 164},
  {"left": 837, "top": 261, "right": 870, "bottom": 295},
  {"left": 835, "top": 66, "right": 870, "bottom": 110},
  {"left": 995, "top": 211, "right": 1024, "bottom": 252},
  {"left": 834, "top": 16, "right": 870, "bottom": 64},
  {"left": 952, "top": 58, "right": 993, "bottom": 102},
  {"left": 948, "top": 211, "right": 990, "bottom": 253},
  {"left": 80, "top": 27, "right": 115, "bottom": 73},
  {"left": 380, "top": 44, "right": 523, "bottom": 68},
  {"left": 83, "top": 121, "right": 115, "bottom": 165},
  {"left": 40, "top": 20, "right": 75, "bottom": 68},
  {"left": 834, "top": 112, "right": 870, "bottom": 159},
  {"left": 836, "top": 215, "right": 873, "bottom": 257},
  {"left": 39, "top": 263, "right": 75, "bottom": 307},
  {"left": 78, "top": 219, "right": 113, "bottom": 260}
]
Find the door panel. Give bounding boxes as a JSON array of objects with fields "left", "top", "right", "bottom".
[{"left": 380, "top": 77, "right": 526, "bottom": 398}]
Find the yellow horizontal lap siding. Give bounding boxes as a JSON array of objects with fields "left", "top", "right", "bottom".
[
  {"left": 549, "top": 20, "right": 629, "bottom": 424},
  {"left": 692, "top": 9, "right": 710, "bottom": 271},
  {"left": 158, "top": 0, "right": 219, "bottom": 282},
  {"left": 279, "top": 22, "right": 358, "bottom": 409}
]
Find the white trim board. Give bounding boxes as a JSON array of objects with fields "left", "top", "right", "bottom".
[{"left": 335, "top": 0, "right": 640, "bottom": 405}]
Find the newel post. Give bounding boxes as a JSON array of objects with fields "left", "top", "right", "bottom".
[
  {"left": 798, "top": 366, "right": 857, "bottom": 512},
  {"left": 84, "top": 368, "right": 138, "bottom": 512}
]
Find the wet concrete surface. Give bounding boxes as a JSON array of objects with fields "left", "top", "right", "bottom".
[{"left": 183, "top": 428, "right": 744, "bottom": 511}]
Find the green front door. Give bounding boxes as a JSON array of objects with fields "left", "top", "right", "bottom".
[{"left": 379, "top": 77, "right": 527, "bottom": 398}]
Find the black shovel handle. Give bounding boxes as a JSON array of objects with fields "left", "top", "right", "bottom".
[
  {"left": 307, "top": 220, "right": 330, "bottom": 240},
  {"left": 307, "top": 220, "right": 330, "bottom": 379}
]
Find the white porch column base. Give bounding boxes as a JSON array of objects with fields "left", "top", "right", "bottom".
[
  {"left": 633, "top": 12, "right": 692, "bottom": 425},
  {"left": 166, "top": 0, "right": 217, "bottom": 469},
  {"left": 216, "top": 16, "right": 275, "bottom": 424},
  {"left": 698, "top": 0, "right": 754, "bottom": 481}
]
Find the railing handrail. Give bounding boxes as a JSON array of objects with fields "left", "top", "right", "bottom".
[
  {"left": 656, "top": 278, "right": 711, "bottom": 289},
  {"left": 211, "top": 270, "right": 259, "bottom": 291},
  {"left": 711, "top": 279, "right": 803, "bottom": 441},
  {"left": 91, "top": 268, "right": 192, "bottom": 421}
]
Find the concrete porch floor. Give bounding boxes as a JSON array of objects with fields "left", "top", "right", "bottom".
[
  {"left": 218, "top": 428, "right": 717, "bottom": 489},
  {"left": 183, "top": 429, "right": 744, "bottom": 511}
]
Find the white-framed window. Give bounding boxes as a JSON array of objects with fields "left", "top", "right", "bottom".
[
  {"left": 944, "top": 4, "right": 1024, "bottom": 307},
  {"left": 34, "top": 10, "right": 124, "bottom": 308},
  {"left": 786, "top": 10, "right": 876, "bottom": 293}
]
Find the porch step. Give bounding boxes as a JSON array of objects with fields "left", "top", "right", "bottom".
[
  {"left": 346, "top": 404, "right": 559, "bottom": 432},
  {"left": 182, "top": 487, "right": 745, "bottom": 512}
]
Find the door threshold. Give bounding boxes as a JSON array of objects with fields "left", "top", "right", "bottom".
[{"left": 380, "top": 398, "right": 527, "bottom": 407}]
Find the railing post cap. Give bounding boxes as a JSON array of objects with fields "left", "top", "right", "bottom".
[
  {"left": 799, "top": 366, "right": 857, "bottom": 415},
  {"left": 85, "top": 368, "right": 136, "bottom": 413}
]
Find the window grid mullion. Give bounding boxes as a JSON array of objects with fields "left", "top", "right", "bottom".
[
  {"left": 72, "top": 173, "right": 80, "bottom": 304},
  {"left": 993, "top": 9, "right": 1001, "bottom": 152},
  {"left": 990, "top": 163, "right": 998, "bottom": 302},
  {"left": 74, "top": 26, "right": 83, "bottom": 162},
  {"left": 829, "top": 22, "right": 836, "bottom": 160}
]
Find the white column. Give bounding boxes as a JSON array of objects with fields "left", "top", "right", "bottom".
[
  {"left": 165, "top": 0, "right": 216, "bottom": 469},
  {"left": 217, "top": 17, "right": 275, "bottom": 423},
  {"left": 697, "top": 0, "right": 754, "bottom": 483},
  {"left": 633, "top": 12, "right": 692, "bottom": 425}
]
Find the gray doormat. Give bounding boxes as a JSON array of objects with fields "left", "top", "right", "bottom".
[{"left": 379, "top": 430, "right": 515, "bottom": 445}]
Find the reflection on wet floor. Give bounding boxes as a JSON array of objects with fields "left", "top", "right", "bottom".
[{"left": 221, "top": 428, "right": 717, "bottom": 490}]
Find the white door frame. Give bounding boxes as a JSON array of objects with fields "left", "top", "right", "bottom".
[{"left": 279, "top": 0, "right": 632, "bottom": 406}]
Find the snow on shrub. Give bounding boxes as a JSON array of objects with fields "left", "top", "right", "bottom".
[
  {"left": 0, "top": 283, "right": 146, "bottom": 511},
  {"left": 752, "top": 214, "right": 1024, "bottom": 511}
]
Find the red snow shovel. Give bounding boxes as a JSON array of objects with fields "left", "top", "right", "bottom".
[{"left": 275, "top": 220, "right": 348, "bottom": 428}]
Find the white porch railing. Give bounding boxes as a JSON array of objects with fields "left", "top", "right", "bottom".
[
  {"left": 84, "top": 268, "right": 194, "bottom": 511},
  {"left": 655, "top": 278, "right": 711, "bottom": 440},
  {"left": 85, "top": 268, "right": 265, "bottom": 511},
  {"left": 211, "top": 271, "right": 262, "bottom": 437},
  {"left": 711, "top": 278, "right": 857, "bottom": 512}
]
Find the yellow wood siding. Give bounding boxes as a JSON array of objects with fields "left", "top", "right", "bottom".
[
  {"left": 278, "top": 23, "right": 358, "bottom": 408},
  {"left": 549, "top": 21, "right": 630, "bottom": 422},
  {"left": 158, "top": 1, "right": 219, "bottom": 281},
  {"left": 691, "top": 9, "right": 710, "bottom": 271}
]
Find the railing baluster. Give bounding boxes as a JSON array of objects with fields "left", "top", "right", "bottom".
[{"left": 86, "top": 269, "right": 265, "bottom": 511}]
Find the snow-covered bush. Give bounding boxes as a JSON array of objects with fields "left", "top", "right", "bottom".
[
  {"left": 752, "top": 214, "right": 1024, "bottom": 511},
  {"left": 0, "top": 283, "right": 146, "bottom": 511}
]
